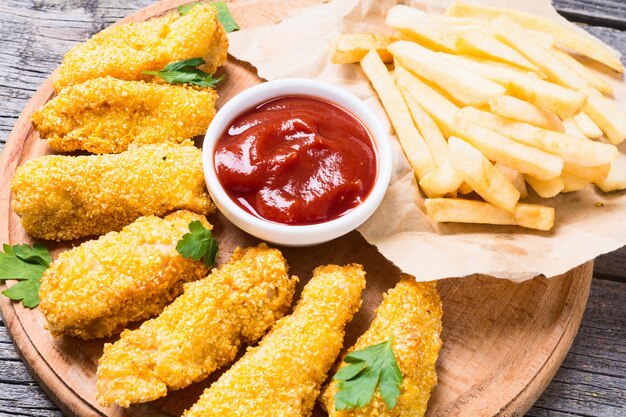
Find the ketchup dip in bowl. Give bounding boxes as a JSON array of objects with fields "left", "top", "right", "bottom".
[{"left": 203, "top": 79, "right": 392, "bottom": 246}]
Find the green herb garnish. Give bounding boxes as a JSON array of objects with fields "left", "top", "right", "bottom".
[
  {"left": 0, "top": 243, "right": 52, "bottom": 308},
  {"left": 143, "top": 58, "right": 223, "bottom": 87},
  {"left": 176, "top": 221, "right": 219, "bottom": 267},
  {"left": 178, "top": 1, "right": 240, "bottom": 33},
  {"left": 213, "top": 2, "right": 239, "bottom": 32},
  {"left": 177, "top": 2, "right": 201, "bottom": 15},
  {"left": 333, "top": 337, "right": 403, "bottom": 410}
]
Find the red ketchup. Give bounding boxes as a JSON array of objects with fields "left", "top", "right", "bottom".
[{"left": 214, "top": 96, "right": 377, "bottom": 225}]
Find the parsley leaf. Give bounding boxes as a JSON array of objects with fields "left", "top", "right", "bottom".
[
  {"left": 0, "top": 243, "right": 52, "bottom": 308},
  {"left": 177, "top": 2, "right": 201, "bottom": 15},
  {"left": 333, "top": 337, "right": 403, "bottom": 410},
  {"left": 178, "top": 1, "right": 240, "bottom": 33},
  {"left": 176, "top": 221, "right": 219, "bottom": 267},
  {"left": 144, "top": 58, "right": 223, "bottom": 88},
  {"left": 213, "top": 2, "right": 239, "bottom": 32}
]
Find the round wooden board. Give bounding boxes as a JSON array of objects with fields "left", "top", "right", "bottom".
[{"left": 0, "top": 1, "right": 593, "bottom": 416}]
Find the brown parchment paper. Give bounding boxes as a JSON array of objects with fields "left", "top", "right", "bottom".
[{"left": 226, "top": 0, "right": 626, "bottom": 281}]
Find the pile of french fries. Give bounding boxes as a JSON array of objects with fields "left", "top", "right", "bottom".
[{"left": 330, "top": 2, "right": 626, "bottom": 231}]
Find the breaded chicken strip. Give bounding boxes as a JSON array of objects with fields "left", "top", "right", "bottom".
[
  {"left": 183, "top": 264, "right": 366, "bottom": 417},
  {"left": 53, "top": 4, "right": 228, "bottom": 91},
  {"left": 11, "top": 143, "right": 214, "bottom": 241},
  {"left": 321, "top": 276, "right": 443, "bottom": 417},
  {"left": 96, "top": 244, "right": 297, "bottom": 407},
  {"left": 33, "top": 77, "right": 217, "bottom": 154},
  {"left": 39, "top": 211, "right": 210, "bottom": 339}
]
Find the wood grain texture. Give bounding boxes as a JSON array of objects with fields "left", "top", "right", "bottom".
[
  {"left": 553, "top": 0, "right": 626, "bottom": 29},
  {"left": 0, "top": 1, "right": 624, "bottom": 417}
]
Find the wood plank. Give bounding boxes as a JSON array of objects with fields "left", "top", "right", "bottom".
[
  {"left": 595, "top": 247, "right": 626, "bottom": 281},
  {"left": 554, "top": 0, "right": 626, "bottom": 30},
  {"left": 526, "top": 278, "right": 626, "bottom": 417}
]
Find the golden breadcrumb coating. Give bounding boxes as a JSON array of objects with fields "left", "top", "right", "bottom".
[
  {"left": 33, "top": 77, "right": 217, "bottom": 154},
  {"left": 38, "top": 211, "right": 210, "bottom": 340},
  {"left": 11, "top": 142, "right": 214, "bottom": 241},
  {"left": 183, "top": 264, "right": 366, "bottom": 417},
  {"left": 53, "top": 4, "right": 228, "bottom": 91},
  {"left": 96, "top": 243, "right": 297, "bottom": 408},
  {"left": 321, "top": 276, "right": 443, "bottom": 417}
]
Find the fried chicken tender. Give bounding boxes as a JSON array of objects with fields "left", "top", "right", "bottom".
[
  {"left": 32, "top": 77, "right": 217, "bottom": 154},
  {"left": 96, "top": 243, "right": 297, "bottom": 408},
  {"left": 183, "top": 264, "right": 366, "bottom": 417},
  {"left": 53, "top": 4, "right": 228, "bottom": 91},
  {"left": 38, "top": 211, "right": 210, "bottom": 340},
  {"left": 321, "top": 276, "right": 443, "bottom": 417},
  {"left": 11, "top": 143, "right": 214, "bottom": 241}
]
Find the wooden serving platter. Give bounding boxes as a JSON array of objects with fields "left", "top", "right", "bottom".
[{"left": 0, "top": 1, "right": 593, "bottom": 416}]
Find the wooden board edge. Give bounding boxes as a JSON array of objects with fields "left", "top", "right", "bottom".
[{"left": 497, "top": 261, "right": 594, "bottom": 416}]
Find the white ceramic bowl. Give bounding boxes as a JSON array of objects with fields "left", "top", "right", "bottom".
[{"left": 202, "top": 78, "right": 392, "bottom": 246}]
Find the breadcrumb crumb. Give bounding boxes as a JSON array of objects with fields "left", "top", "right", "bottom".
[
  {"left": 11, "top": 142, "right": 214, "bottom": 241},
  {"left": 183, "top": 264, "right": 366, "bottom": 417},
  {"left": 33, "top": 77, "right": 217, "bottom": 154},
  {"left": 321, "top": 276, "right": 443, "bottom": 417},
  {"left": 38, "top": 211, "right": 211, "bottom": 340},
  {"left": 96, "top": 243, "right": 297, "bottom": 408},
  {"left": 53, "top": 4, "right": 228, "bottom": 91}
]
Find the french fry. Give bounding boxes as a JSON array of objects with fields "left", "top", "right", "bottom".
[
  {"left": 583, "top": 89, "right": 626, "bottom": 145},
  {"left": 550, "top": 47, "right": 613, "bottom": 95},
  {"left": 448, "top": 136, "right": 520, "bottom": 211},
  {"left": 425, "top": 198, "right": 555, "bottom": 231},
  {"left": 495, "top": 162, "right": 528, "bottom": 198},
  {"left": 360, "top": 51, "right": 436, "bottom": 184},
  {"left": 561, "top": 172, "right": 590, "bottom": 192},
  {"left": 386, "top": 5, "right": 460, "bottom": 53},
  {"left": 419, "top": 161, "right": 465, "bottom": 196},
  {"left": 458, "top": 182, "right": 473, "bottom": 195},
  {"left": 456, "top": 29, "right": 541, "bottom": 73},
  {"left": 401, "top": 85, "right": 464, "bottom": 195},
  {"left": 394, "top": 62, "right": 459, "bottom": 137},
  {"left": 438, "top": 53, "right": 544, "bottom": 85},
  {"left": 442, "top": 14, "right": 555, "bottom": 48},
  {"left": 446, "top": 1, "right": 624, "bottom": 73},
  {"left": 453, "top": 120, "right": 563, "bottom": 180},
  {"left": 531, "top": 130, "right": 618, "bottom": 169},
  {"left": 488, "top": 95, "right": 564, "bottom": 132},
  {"left": 455, "top": 107, "right": 619, "bottom": 167},
  {"left": 388, "top": 41, "right": 506, "bottom": 106},
  {"left": 403, "top": 94, "right": 464, "bottom": 193},
  {"left": 563, "top": 163, "right": 610, "bottom": 183},
  {"left": 507, "top": 73, "right": 586, "bottom": 118},
  {"left": 431, "top": 15, "right": 488, "bottom": 27},
  {"left": 401, "top": 89, "right": 449, "bottom": 165},
  {"left": 491, "top": 16, "right": 589, "bottom": 91},
  {"left": 525, "top": 175, "right": 564, "bottom": 198},
  {"left": 562, "top": 118, "right": 587, "bottom": 139},
  {"left": 330, "top": 34, "right": 394, "bottom": 64},
  {"left": 517, "top": 29, "right": 554, "bottom": 50},
  {"left": 573, "top": 112, "right": 603, "bottom": 139},
  {"left": 595, "top": 162, "right": 626, "bottom": 192}
]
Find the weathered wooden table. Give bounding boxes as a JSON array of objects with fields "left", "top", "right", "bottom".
[{"left": 0, "top": 1, "right": 624, "bottom": 416}]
